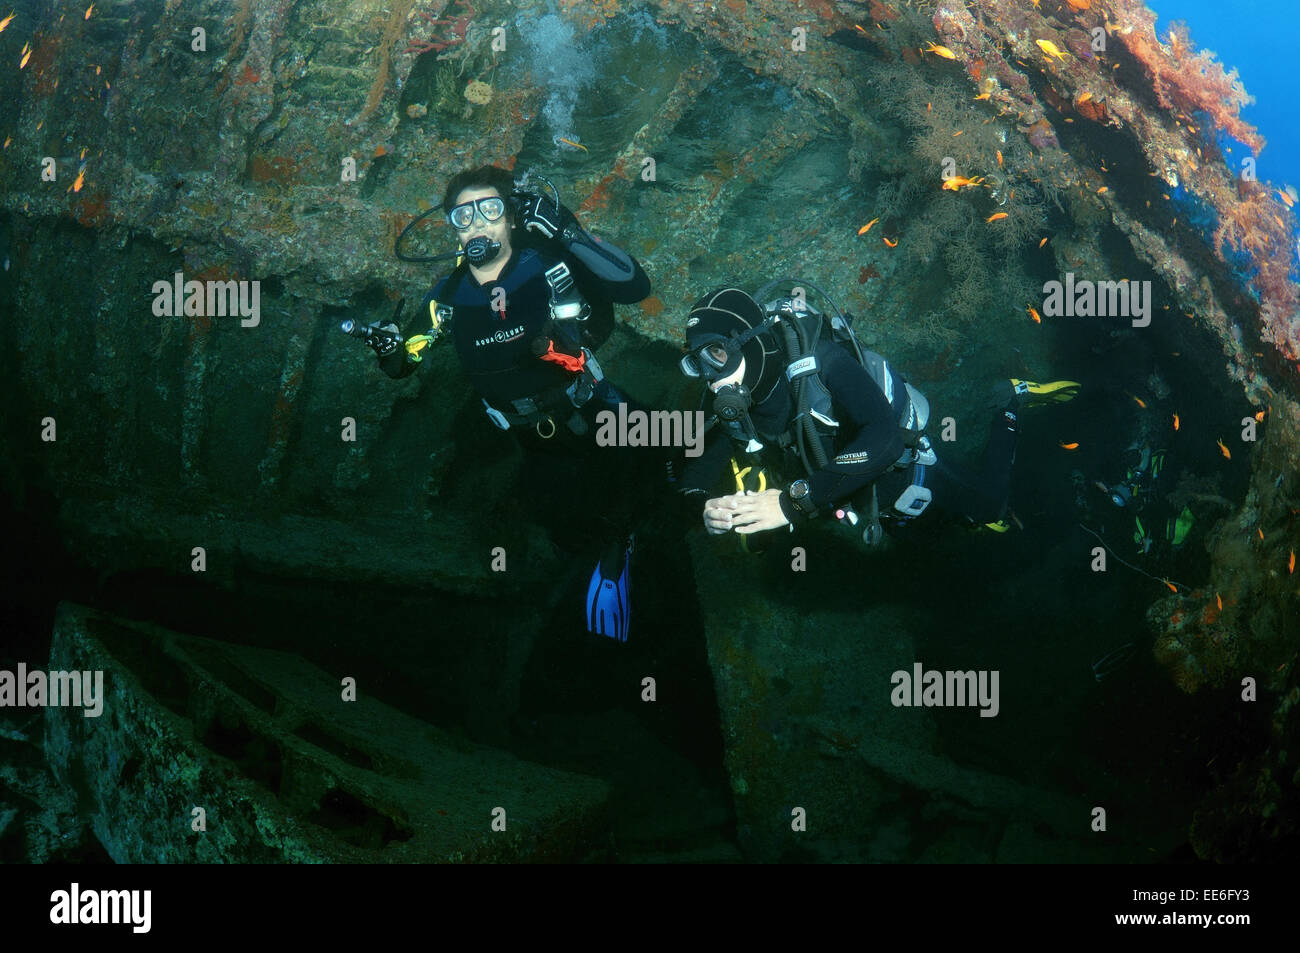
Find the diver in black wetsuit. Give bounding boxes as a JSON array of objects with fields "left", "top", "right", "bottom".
[
  {"left": 674, "top": 287, "right": 1079, "bottom": 542},
  {"left": 373, "top": 165, "right": 651, "bottom": 444},
  {"left": 356, "top": 165, "right": 654, "bottom": 640}
]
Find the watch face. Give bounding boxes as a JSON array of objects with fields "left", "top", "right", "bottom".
[{"left": 791, "top": 480, "right": 808, "bottom": 499}]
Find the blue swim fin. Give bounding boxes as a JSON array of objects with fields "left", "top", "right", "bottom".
[{"left": 585, "top": 536, "right": 632, "bottom": 642}]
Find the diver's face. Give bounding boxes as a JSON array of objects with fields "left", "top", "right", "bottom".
[
  {"left": 709, "top": 358, "right": 746, "bottom": 393},
  {"left": 449, "top": 186, "right": 513, "bottom": 256}
]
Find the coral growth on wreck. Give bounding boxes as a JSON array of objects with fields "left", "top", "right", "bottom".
[{"left": 836, "top": 0, "right": 1298, "bottom": 681}]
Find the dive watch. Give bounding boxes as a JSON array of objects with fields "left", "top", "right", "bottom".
[{"left": 787, "top": 479, "right": 817, "bottom": 518}]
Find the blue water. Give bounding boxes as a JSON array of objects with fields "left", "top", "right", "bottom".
[{"left": 1152, "top": 1, "right": 1298, "bottom": 192}]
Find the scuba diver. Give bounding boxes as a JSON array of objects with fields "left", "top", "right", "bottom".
[
  {"left": 342, "top": 164, "right": 652, "bottom": 641},
  {"left": 674, "top": 284, "right": 1081, "bottom": 543},
  {"left": 1079, "top": 435, "right": 1195, "bottom": 560}
]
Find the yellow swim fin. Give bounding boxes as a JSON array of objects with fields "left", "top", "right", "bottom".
[{"left": 1010, "top": 379, "right": 1082, "bottom": 407}]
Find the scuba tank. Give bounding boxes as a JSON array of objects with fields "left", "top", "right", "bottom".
[
  {"left": 751, "top": 276, "right": 931, "bottom": 476},
  {"left": 749, "top": 277, "right": 935, "bottom": 546}
]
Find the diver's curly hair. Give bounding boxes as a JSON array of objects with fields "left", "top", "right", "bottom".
[{"left": 441, "top": 165, "right": 518, "bottom": 218}]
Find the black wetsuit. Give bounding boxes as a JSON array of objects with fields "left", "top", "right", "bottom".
[
  {"left": 876, "top": 404, "right": 1019, "bottom": 527},
  {"left": 379, "top": 234, "right": 652, "bottom": 552},
  {"left": 678, "top": 340, "right": 1020, "bottom": 530},
  {"left": 381, "top": 239, "right": 650, "bottom": 440}
]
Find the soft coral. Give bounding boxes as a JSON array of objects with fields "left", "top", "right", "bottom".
[{"left": 1115, "top": 2, "right": 1262, "bottom": 152}]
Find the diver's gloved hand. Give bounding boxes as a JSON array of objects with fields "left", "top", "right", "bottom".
[
  {"left": 367, "top": 322, "right": 403, "bottom": 357},
  {"left": 518, "top": 193, "right": 578, "bottom": 241}
]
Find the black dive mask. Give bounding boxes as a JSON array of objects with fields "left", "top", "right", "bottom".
[
  {"left": 464, "top": 236, "right": 502, "bottom": 266},
  {"left": 681, "top": 317, "right": 775, "bottom": 383},
  {"left": 712, "top": 383, "right": 753, "bottom": 422},
  {"left": 681, "top": 336, "right": 739, "bottom": 382}
]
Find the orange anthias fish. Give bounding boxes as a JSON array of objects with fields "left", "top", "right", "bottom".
[
  {"left": 1216, "top": 438, "right": 1231, "bottom": 459},
  {"left": 85, "top": 3, "right": 94, "bottom": 18},
  {"left": 1290, "top": 549, "right": 1296, "bottom": 574},
  {"left": 922, "top": 42, "right": 957, "bottom": 60},
  {"left": 1038, "top": 237, "right": 1048, "bottom": 248},
  {"left": 1172, "top": 413, "right": 1180, "bottom": 431},
  {"left": 1254, "top": 409, "right": 1265, "bottom": 422},
  {"left": 996, "top": 150, "right": 1003, "bottom": 167},
  {"left": 1163, "top": 579, "right": 1178, "bottom": 593},
  {"left": 986, "top": 211, "right": 1008, "bottom": 222},
  {"left": 19, "top": 40, "right": 31, "bottom": 68},
  {"left": 1059, "top": 441, "right": 1079, "bottom": 450},
  {"left": 941, "top": 175, "right": 984, "bottom": 192},
  {"left": 1027, "top": 306, "right": 1041, "bottom": 324},
  {"left": 858, "top": 218, "right": 879, "bottom": 235},
  {"left": 1036, "top": 39, "right": 1068, "bottom": 61},
  {"left": 0, "top": 12, "right": 15, "bottom": 33},
  {"left": 882, "top": 236, "right": 898, "bottom": 247},
  {"left": 71, "top": 166, "right": 85, "bottom": 193},
  {"left": 1128, "top": 393, "right": 1146, "bottom": 409},
  {"left": 1215, "top": 592, "right": 1222, "bottom": 611}
]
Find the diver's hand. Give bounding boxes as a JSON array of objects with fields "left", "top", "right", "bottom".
[
  {"left": 704, "top": 490, "right": 790, "bottom": 535},
  {"left": 729, "top": 489, "right": 791, "bottom": 535},
  {"left": 369, "top": 322, "right": 402, "bottom": 357},
  {"left": 519, "top": 194, "right": 576, "bottom": 240},
  {"left": 703, "top": 494, "right": 742, "bottom": 535}
]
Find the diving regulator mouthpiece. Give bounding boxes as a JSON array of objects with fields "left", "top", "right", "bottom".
[
  {"left": 712, "top": 384, "right": 753, "bottom": 422},
  {"left": 464, "top": 236, "right": 502, "bottom": 266}
]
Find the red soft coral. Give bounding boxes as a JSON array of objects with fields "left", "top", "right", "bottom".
[{"left": 1114, "top": 1, "right": 1263, "bottom": 152}]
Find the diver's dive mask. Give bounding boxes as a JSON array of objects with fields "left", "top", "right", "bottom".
[
  {"left": 447, "top": 196, "right": 507, "bottom": 230},
  {"left": 680, "top": 337, "right": 735, "bottom": 381},
  {"left": 680, "top": 318, "right": 775, "bottom": 382}
]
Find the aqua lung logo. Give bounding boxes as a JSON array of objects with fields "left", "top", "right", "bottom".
[
  {"left": 0, "top": 664, "right": 104, "bottom": 717},
  {"left": 595, "top": 403, "right": 706, "bottom": 458},
  {"left": 1041, "top": 272, "right": 1152, "bottom": 327},
  {"left": 151, "top": 271, "right": 260, "bottom": 326},
  {"left": 890, "top": 663, "right": 999, "bottom": 717},
  {"left": 475, "top": 325, "right": 525, "bottom": 346}
]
